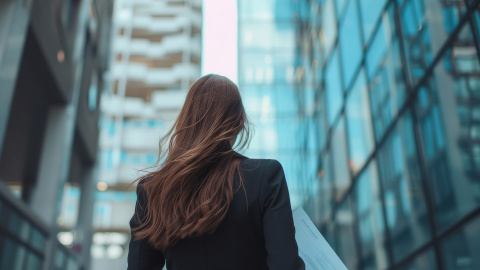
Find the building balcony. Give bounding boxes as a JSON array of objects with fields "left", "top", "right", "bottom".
[
  {"left": 115, "top": 9, "right": 201, "bottom": 33},
  {"left": 114, "top": 34, "right": 201, "bottom": 58},
  {"left": 111, "top": 62, "right": 200, "bottom": 86}
]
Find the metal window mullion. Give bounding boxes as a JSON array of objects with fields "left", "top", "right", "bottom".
[{"left": 391, "top": 0, "right": 446, "bottom": 268}]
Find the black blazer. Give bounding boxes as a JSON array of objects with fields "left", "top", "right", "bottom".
[{"left": 127, "top": 153, "right": 305, "bottom": 270}]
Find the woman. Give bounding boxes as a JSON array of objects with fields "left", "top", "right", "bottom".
[{"left": 128, "top": 74, "right": 305, "bottom": 270}]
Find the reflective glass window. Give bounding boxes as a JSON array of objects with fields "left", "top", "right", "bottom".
[
  {"left": 276, "top": 117, "right": 299, "bottom": 151},
  {"left": 239, "top": 0, "right": 294, "bottom": 21},
  {"left": 398, "top": 249, "right": 437, "bottom": 270},
  {"left": 339, "top": 0, "right": 362, "bottom": 89},
  {"left": 335, "top": 196, "right": 358, "bottom": 270},
  {"left": 275, "top": 85, "right": 298, "bottom": 114},
  {"left": 321, "top": 0, "right": 337, "bottom": 57},
  {"left": 240, "top": 53, "right": 276, "bottom": 85},
  {"left": 0, "top": 238, "right": 26, "bottom": 270},
  {"left": 30, "top": 228, "right": 46, "bottom": 252},
  {"left": 8, "top": 211, "right": 30, "bottom": 242},
  {"left": 317, "top": 91, "right": 328, "bottom": 152},
  {"left": 241, "top": 22, "right": 295, "bottom": 50},
  {"left": 377, "top": 111, "right": 431, "bottom": 263},
  {"left": 398, "top": 0, "right": 467, "bottom": 83},
  {"left": 473, "top": 6, "right": 480, "bottom": 39},
  {"left": 331, "top": 117, "right": 350, "bottom": 200},
  {"left": 354, "top": 161, "right": 389, "bottom": 269},
  {"left": 359, "top": 0, "right": 388, "bottom": 43},
  {"left": 25, "top": 253, "right": 42, "bottom": 270},
  {"left": 367, "top": 6, "right": 406, "bottom": 142},
  {"left": 325, "top": 49, "right": 343, "bottom": 126},
  {"left": 273, "top": 52, "right": 296, "bottom": 85},
  {"left": 346, "top": 69, "right": 375, "bottom": 174},
  {"left": 335, "top": 0, "right": 348, "bottom": 18},
  {"left": 0, "top": 199, "right": 4, "bottom": 227},
  {"left": 319, "top": 151, "right": 334, "bottom": 222},
  {"left": 442, "top": 216, "right": 480, "bottom": 270},
  {"left": 417, "top": 23, "right": 480, "bottom": 233}
]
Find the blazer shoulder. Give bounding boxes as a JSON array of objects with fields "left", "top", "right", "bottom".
[{"left": 239, "top": 158, "right": 283, "bottom": 179}]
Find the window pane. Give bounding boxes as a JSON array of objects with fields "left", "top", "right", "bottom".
[
  {"left": 241, "top": 22, "right": 295, "bottom": 51},
  {"left": 0, "top": 238, "right": 25, "bottom": 270},
  {"left": 239, "top": 0, "right": 294, "bottom": 21},
  {"left": 398, "top": 249, "right": 437, "bottom": 270},
  {"left": 418, "top": 23, "right": 480, "bottom": 233},
  {"left": 346, "top": 69, "right": 375, "bottom": 174},
  {"left": 339, "top": 0, "right": 362, "bottom": 89},
  {"left": 359, "top": 0, "right": 388, "bottom": 43},
  {"left": 331, "top": 117, "right": 350, "bottom": 200},
  {"left": 25, "top": 253, "right": 42, "bottom": 270},
  {"left": 377, "top": 111, "right": 431, "bottom": 263},
  {"left": 355, "top": 161, "right": 389, "bottom": 269},
  {"left": 325, "top": 49, "right": 343, "bottom": 126},
  {"left": 367, "top": 5, "right": 406, "bottom": 142},
  {"left": 441, "top": 215, "right": 480, "bottom": 270},
  {"left": 398, "top": 0, "right": 467, "bottom": 83},
  {"left": 336, "top": 0, "right": 347, "bottom": 17},
  {"left": 335, "top": 195, "right": 358, "bottom": 270},
  {"left": 317, "top": 91, "right": 327, "bottom": 152},
  {"left": 0, "top": 199, "right": 5, "bottom": 227},
  {"left": 321, "top": 0, "right": 337, "bottom": 57},
  {"left": 319, "top": 151, "right": 334, "bottom": 222},
  {"left": 30, "top": 228, "right": 46, "bottom": 252}
]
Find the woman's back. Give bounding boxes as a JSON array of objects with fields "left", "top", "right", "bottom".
[
  {"left": 128, "top": 154, "right": 305, "bottom": 270},
  {"left": 127, "top": 74, "right": 304, "bottom": 270}
]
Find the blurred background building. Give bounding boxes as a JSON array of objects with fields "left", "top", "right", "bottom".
[
  {"left": 1, "top": 0, "right": 480, "bottom": 269},
  {"left": 0, "top": 0, "right": 113, "bottom": 269},
  {"left": 237, "top": 0, "right": 321, "bottom": 212},
  {"left": 91, "top": 0, "right": 202, "bottom": 268}
]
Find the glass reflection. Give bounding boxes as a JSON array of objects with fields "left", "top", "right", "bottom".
[
  {"left": 442, "top": 216, "right": 480, "bottom": 270},
  {"left": 346, "top": 69, "right": 375, "bottom": 174},
  {"left": 367, "top": 5, "right": 406, "bottom": 142},
  {"left": 331, "top": 117, "right": 350, "bottom": 200},
  {"left": 239, "top": 0, "right": 294, "bottom": 21},
  {"left": 335, "top": 196, "right": 358, "bottom": 270},
  {"left": 418, "top": 23, "right": 480, "bottom": 232},
  {"left": 319, "top": 150, "right": 334, "bottom": 222},
  {"left": 325, "top": 49, "right": 343, "bottom": 126},
  {"left": 398, "top": 0, "right": 466, "bottom": 83},
  {"left": 335, "top": 0, "right": 348, "bottom": 18},
  {"left": 355, "top": 161, "right": 389, "bottom": 270},
  {"left": 359, "top": 0, "right": 388, "bottom": 43},
  {"left": 398, "top": 249, "right": 437, "bottom": 270},
  {"left": 321, "top": 0, "right": 337, "bottom": 58},
  {"left": 377, "top": 111, "right": 431, "bottom": 263},
  {"left": 339, "top": 0, "right": 362, "bottom": 89}
]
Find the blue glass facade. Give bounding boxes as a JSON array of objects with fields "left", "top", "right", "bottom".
[
  {"left": 238, "top": 0, "right": 320, "bottom": 209},
  {"left": 241, "top": 0, "right": 480, "bottom": 269}
]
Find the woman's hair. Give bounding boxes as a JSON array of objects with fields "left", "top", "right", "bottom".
[{"left": 131, "top": 74, "right": 252, "bottom": 251}]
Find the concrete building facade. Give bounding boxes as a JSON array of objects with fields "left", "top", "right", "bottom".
[{"left": 91, "top": 0, "right": 202, "bottom": 268}]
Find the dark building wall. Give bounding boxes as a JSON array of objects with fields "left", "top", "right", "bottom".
[
  {"left": 0, "top": 0, "right": 114, "bottom": 269},
  {"left": 29, "top": 0, "right": 80, "bottom": 104}
]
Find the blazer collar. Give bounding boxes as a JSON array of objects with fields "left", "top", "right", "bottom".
[{"left": 233, "top": 151, "right": 248, "bottom": 159}]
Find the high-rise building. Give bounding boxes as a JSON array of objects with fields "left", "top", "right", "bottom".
[
  {"left": 296, "top": 0, "right": 480, "bottom": 269},
  {"left": 237, "top": 0, "right": 321, "bottom": 211},
  {"left": 93, "top": 0, "right": 202, "bottom": 268},
  {"left": 0, "top": 0, "right": 113, "bottom": 269}
]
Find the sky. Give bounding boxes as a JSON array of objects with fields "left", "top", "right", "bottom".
[{"left": 201, "top": 0, "right": 238, "bottom": 84}]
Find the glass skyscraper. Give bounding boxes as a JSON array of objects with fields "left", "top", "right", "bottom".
[
  {"left": 237, "top": 0, "right": 321, "bottom": 210},
  {"left": 240, "top": 0, "right": 480, "bottom": 269}
]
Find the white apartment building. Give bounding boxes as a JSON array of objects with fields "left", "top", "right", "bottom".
[{"left": 91, "top": 0, "right": 202, "bottom": 268}]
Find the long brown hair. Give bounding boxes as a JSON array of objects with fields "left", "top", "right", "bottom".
[{"left": 131, "top": 74, "right": 252, "bottom": 251}]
